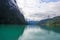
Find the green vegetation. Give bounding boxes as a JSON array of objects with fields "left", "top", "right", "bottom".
[{"left": 38, "top": 16, "right": 60, "bottom": 26}]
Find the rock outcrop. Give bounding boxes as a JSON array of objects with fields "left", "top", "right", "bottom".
[{"left": 0, "top": 0, "right": 27, "bottom": 24}]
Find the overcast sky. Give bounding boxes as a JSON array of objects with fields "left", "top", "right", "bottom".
[{"left": 16, "top": 0, "right": 60, "bottom": 21}]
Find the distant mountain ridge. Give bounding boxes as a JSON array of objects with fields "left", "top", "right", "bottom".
[{"left": 28, "top": 21, "right": 39, "bottom": 25}]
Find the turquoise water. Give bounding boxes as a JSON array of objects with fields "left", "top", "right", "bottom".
[{"left": 0, "top": 25, "right": 60, "bottom": 40}]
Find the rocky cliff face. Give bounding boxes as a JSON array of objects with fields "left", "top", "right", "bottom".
[{"left": 0, "top": 0, "right": 27, "bottom": 24}]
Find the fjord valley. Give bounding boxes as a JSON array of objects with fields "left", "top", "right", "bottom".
[{"left": 0, "top": 0, "right": 60, "bottom": 40}]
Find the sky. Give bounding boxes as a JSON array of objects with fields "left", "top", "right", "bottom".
[{"left": 16, "top": 0, "right": 60, "bottom": 21}]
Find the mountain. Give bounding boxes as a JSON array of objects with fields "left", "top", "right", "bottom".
[
  {"left": 38, "top": 16, "right": 60, "bottom": 26},
  {"left": 0, "top": 0, "right": 27, "bottom": 24},
  {"left": 28, "top": 21, "right": 39, "bottom": 25},
  {"left": 37, "top": 19, "right": 52, "bottom": 25}
]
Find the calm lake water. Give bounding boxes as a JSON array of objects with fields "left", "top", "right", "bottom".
[{"left": 0, "top": 25, "right": 60, "bottom": 40}]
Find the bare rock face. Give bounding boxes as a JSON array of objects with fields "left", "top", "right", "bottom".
[{"left": 0, "top": 0, "right": 27, "bottom": 24}]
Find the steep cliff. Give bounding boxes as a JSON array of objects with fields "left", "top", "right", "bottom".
[{"left": 0, "top": 0, "right": 27, "bottom": 24}]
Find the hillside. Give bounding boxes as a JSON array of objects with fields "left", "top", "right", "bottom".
[{"left": 38, "top": 16, "right": 60, "bottom": 26}]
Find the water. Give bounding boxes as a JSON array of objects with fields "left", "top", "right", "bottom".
[{"left": 0, "top": 25, "right": 60, "bottom": 40}]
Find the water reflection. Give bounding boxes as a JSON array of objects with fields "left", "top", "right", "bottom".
[
  {"left": 39, "top": 25, "right": 60, "bottom": 33},
  {"left": 0, "top": 25, "right": 26, "bottom": 40},
  {"left": 18, "top": 25, "right": 60, "bottom": 40},
  {"left": 0, "top": 25, "right": 60, "bottom": 40}
]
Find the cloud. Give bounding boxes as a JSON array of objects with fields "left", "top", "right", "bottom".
[
  {"left": 41, "top": 0, "right": 60, "bottom": 2},
  {"left": 16, "top": 0, "right": 60, "bottom": 21}
]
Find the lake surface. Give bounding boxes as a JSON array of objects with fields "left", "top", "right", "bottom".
[{"left": 0, "top": 25, "right": 60, "bottom": 40}]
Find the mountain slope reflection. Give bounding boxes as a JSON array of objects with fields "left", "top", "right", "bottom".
[
  {"left": 0, "top": 25, "right": 25, "bottom": 40},
  {"left": 18, "top": 25, "right": 60, "bottom": 40},
  {"left": 39, "top": 26, "right": 60, "bottom": 33}
]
